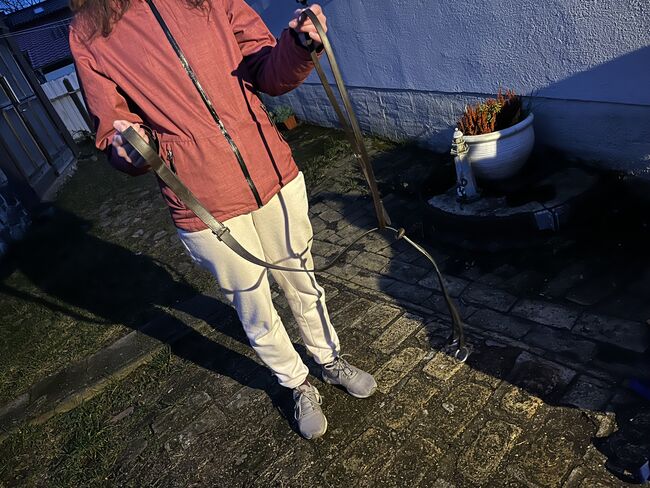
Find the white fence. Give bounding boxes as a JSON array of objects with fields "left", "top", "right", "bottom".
[{"left": 41, "top": 71, "right": 92, "bottom": 140}]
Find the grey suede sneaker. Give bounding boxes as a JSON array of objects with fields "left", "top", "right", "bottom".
[
  {"left": 293, "top": 383, "right": 327, "bottom": 440},
  {"left": 321, "top": 355, "right": 378, "bottom": 399}
]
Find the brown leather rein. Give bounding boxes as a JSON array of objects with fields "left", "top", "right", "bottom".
[{"left": 121, "top": 2, "right": 469, "bottom": 360}]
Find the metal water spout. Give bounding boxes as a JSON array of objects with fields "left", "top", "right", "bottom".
[{"left": 451, "top": 128, "right": 480, "bottom": 202}]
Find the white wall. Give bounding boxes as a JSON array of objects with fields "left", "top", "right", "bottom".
[{"left": 251, "top": 0, "right": 650, "bottom": 177}]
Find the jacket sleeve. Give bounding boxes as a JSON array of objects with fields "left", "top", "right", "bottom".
[
  {"left": 223, "top": 0, "right": 317, "bottom": 96},
  {"left": 69, "top": 27, "right": 150, "bottom": 176}
]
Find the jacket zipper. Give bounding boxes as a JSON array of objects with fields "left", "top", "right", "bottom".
[
  {"left": 217, "top": 120, "right": 264, "bottom": 207},
  {"left": 260, "top": 103, "right": 276, "bottom": 128},
  {"left": 261, "top": 103, "right": 285, "bottom": 139},
  {"left": 144, "top": 0, "right": 263, "bottom": 209}
]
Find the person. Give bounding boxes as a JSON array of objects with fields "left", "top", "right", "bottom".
[{"left": 69, "top": 0, "right": 377, "bottom": 439}]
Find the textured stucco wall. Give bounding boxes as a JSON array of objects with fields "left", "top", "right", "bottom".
[{"left": 249, "top": 1, "right": 650, "bottom": 176}]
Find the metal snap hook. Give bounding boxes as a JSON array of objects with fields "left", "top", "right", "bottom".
[{"left": 454, "top": 346, "right": 470, "bottom": 363}]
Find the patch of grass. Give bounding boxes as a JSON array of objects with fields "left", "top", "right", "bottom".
[
  {"left": 0, "top": 348, "right": 178, "bottom": 488},
  {"left": 0, "top": 146, "right": 212, "bottom": 405}
]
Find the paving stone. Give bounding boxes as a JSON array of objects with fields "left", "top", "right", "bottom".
[
  {"left": 476, "top": 272, "right": 506, "bottom": 286},
  {"left": 385, "top": 280, "right": 433, "bottom": 305},
  {"left": 561, "top": 377, "right": 612, "bottom": 411},
  {"left": 523, "top": 326, "right": 598, "bottom": 365},
  {"left": 381, "top": 260, "right": 430, "bottom": 285},
  {"left": 310, "top": 216, "right": 328, "bottom": 234},
  {"left": 362, "top": 234, "right": 393, "bottom": 253},
  {"left": 461, "top": 283, "right": 517, "bottom": 313},
  {"left": 457, "top": 419, "right": 523, "bottom": 484},
  {"left": 467, "top": 308, "right": 533, "bottom": 339},
  {"left": 371, "top": 313, "right": 423, "bottom": 354},
  {"left": 253, "top": 445, "right": 316, "bottom": 487},
  {"left": 311, "top": 238, "right": 345, "bottom": 258},
  {"left": 413, "top": 322, "right": 454, "bottom": 356},
  {"left": 353, "top": 251, "right": 391, "bottom": 272},
  {"left": 314, "top": 228, "right": 338, "bottom": 243},
  {"left": 374, "top": 347, "right": 427, "bottom": 394},
  {"left": 564, "top": 466, "right": 625, "bottom": 488},
  {"left": 338, "top": 222, "right": 374, "bottom": 246},
  {"left": 329, "top": 296, "right": 374, "bottom": 330},
  {"left": 349, "top": 269, "right": 397, "bottom": 293},
  {"left": 150, "top": 391, "right": 214, "bottom": 438},
  {"left": 463, "top": 344, "right": 522, "bottom": 390},
  {"left": 382, "top": 376, "right": 439, "bottom": 431},
  {"left": 389, "top": 247, "right": 422, "bottom": 266},
  {"left": 326, "top": 262, "right": 361, "bottom": 281},
  {"left": 427, "top": 294, "right": 477, "bottom": 320},
  {"left": 497, "top": 384, "right": 544, "bottom": 421},
  {"left": 563, "top": 445, "right": 628, "bottom": 488},
  {"left": 417, "top": 273, "right": 469, "bottom": 298},
  {"left": 309, "top": 201, "right": 329, "bottom": 215},
  {"left": 507, "top": 414, "right": 595, "bottom": 487},
  {"left": 507, "top": 352, "right": 576, "bottom": 401},
  {"left": 319, "top": 208, "right": 344, "bottom": 223},
  {"left": 324, "top": 290, "right": 356, "bottom": 314},
  {"left": 422, "top": 351, "right": 466, "bottom": 382},
  {"left": 414, "top": 382, "right": 493, "bottom": 441},
  {"left": 348, "top": 303, "right": 403, "bottom": 338},
  {"left": 511, "top": 299, "right": 580, "bottom": 330},
  {"left": 370, "top": 435, "right": 443, "bottom": 487},
  {"left": 163, "top": 404, "right": 229, "bottom": 455},
  {"left": 225, "top": 378, "right": 273, "bottom": 417},
  {"left": 573, "top": 313, "right": 650, "bottom": 353},
  {"left": 322, "top": 427, "right": 395, "bottom": 486}
]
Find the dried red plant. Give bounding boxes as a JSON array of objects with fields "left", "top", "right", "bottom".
[{"left": 458, "top": 89, "right": 523, "bottom": 136}]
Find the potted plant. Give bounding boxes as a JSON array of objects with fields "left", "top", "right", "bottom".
[
  {"left": 457, "top": 89, "right": 534, "bottom": 181},
  {"left": 272, "top": 105, "right": 298, "bottom": 130}
]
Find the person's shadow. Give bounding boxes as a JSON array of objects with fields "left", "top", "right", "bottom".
[{"left": 0, "top": 206, "right": 296, "bottom": 425}]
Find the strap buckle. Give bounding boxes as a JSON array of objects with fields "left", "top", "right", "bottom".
[{"left": 212, "top": 225, "right": 230, "bottom": 241}]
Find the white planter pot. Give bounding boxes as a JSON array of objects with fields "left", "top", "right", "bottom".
[{"left": 463, "top": 113, "right": 535, "bottom": 181}]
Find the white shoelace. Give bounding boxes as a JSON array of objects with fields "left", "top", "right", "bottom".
[
  {"left": 324, "top": 355, "right": 356, "bottom": 378},
  {"left": 294, "top": 387, "right": 322, "bottom": 420}
]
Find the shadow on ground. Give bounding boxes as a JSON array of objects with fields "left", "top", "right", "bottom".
[
  {"left": 0, "top": 206, "right": 302, "bottom": 430},
  {"left": 331, "top": 142, "right": 650, "bottom": 483}
]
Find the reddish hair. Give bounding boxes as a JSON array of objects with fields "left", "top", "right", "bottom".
[{"left": 70, "top": 0, "right": 208, "bottom": 38}]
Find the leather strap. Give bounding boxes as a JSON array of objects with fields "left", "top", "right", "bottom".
[
  {"left": 301, "top": 9, "right": 391, "bottom": 229},
  {"left": 123, "top": 126, "right": 376, "bottom": 273},
  {"left": 125, "top": 1, "right": 469, "bottom": 357}
]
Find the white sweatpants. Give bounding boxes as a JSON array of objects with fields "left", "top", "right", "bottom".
[{"left": 178, "top": 172, "right": 340, "bottom": 389}]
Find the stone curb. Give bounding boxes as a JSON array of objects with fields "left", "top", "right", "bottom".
[{"left": 0, "top": 289, "right": 227, "bottom": 442}]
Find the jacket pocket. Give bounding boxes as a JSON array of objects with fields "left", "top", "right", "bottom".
[
  {"left": 165, "top": 147, "right": 178, "bottom": 174},
  {"left": 258, "top": 101, "right": 292, "bottom": 151}
]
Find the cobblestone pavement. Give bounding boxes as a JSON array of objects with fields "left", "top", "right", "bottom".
[{"left": 1, "top": 126, "right": 649, "bottom": 487}]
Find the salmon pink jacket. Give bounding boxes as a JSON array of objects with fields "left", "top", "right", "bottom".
[{"left": 70, "top": 0, "right": 317, "bottom": 231}]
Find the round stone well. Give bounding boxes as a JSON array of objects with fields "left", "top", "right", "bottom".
[{"left": 424, "top": 166, "right": 601, "bottom": 250}]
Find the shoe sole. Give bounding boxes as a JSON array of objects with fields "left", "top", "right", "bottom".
[{"left": 322, "top": 377, "right": 378, "bottom": 399}]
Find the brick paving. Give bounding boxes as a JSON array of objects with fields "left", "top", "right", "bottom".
[{"left": 1, "top": 127, "right": 650, "bottom": 486}]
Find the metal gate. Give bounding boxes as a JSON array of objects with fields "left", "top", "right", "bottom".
[{"left": 0, "top": 37, "right": 76, "bottom": 207}]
